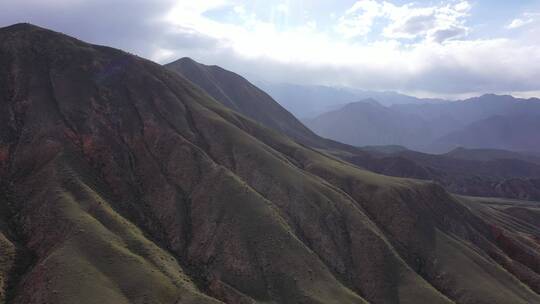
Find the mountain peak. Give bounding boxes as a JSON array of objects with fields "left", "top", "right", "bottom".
[
  {"left": 168, "top": 56, "right": 198, "bottom": 66},
  {"left": 343, "top": 98, "right": 384, "bottom": 110},
  {"left": 0, "top": 22, "right": 65, "bottom": 37},
  {"left": 1, "top": 22, "right": 40, "bottom": 32},
  {"left": 0, "top": 22, "right": 83, "bottom": 49},
  {"left": 165, "top": 56, "right": 325, "bottom": 145},
  {"left": 474, "top": 93, "right": 515, "bottom": 102}
]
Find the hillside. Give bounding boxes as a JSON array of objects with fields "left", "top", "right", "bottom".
[
  {"left": 1, "top": 23, "right": 540, "bottom": 304},
  {"left": 165, "top": 58, "right": 320, "bottom": 146},
  {"left": 328, "top": 142, "right": 540, "bottom": 201},
  {"left": 445, "top": 147, "right": 540, "bottom": 164},
  {"left": 165, "top": 59, "right": 540, "bottom": 201},
  {"left": 165, "top": 57, "right": 380, "bottom": 158}
]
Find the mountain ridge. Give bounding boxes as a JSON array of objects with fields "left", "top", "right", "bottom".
[
  {"left": 306, "top": 94, "right": 540, "bottom": 153},
  {"left": 166, "top": 57, "right": 320, "bottom": 146},
  {"left": 168, "top": 57, "right": 540, "bottom": 202},
  {"left": 256, "top": 81, "right": 444, "bottom": 118}
]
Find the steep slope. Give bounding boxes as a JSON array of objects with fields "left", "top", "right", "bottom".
[
  {"left": 161, "top": 60, "right": 540, "bottom": 202},
  {"left": 165, "top": 57, "right": 319, "bottom": 146},
  {"left": 166, "top": 59, "right": 540, "bottom": 201},
  {"left": 165, "top": 57, "right": 373, "bottom": 157},
  {"left": 0, "top": 23, "right": 539, "bottom": 304}
]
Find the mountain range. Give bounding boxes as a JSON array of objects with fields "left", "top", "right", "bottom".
[
  {"left": 165, "top": 57, "right": 540, "bottom": 201},
  {"left": 255, "top": 82, "right": 442, "bottom": 119},
  {"left": 304, "top": 95, "right": 540, "bottom": 153},
  {"left": 1, "top": 23, "right": 540, "bottom": 304}
]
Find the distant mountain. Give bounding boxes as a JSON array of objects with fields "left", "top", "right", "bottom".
[
  {"left": 432, "top": 114, "right": 540, "bottom": 152},
  {"left": 256, "top": 82, "right": 442, "bottom": 118},
  {"left": 394, "top": 94, "right": 540, "bottom": 126},
  {"left": 305, "top": 94, "right": 540, "bottom": 153},
  {"left": 304, "top": 99, "right": 434, "bottom": 148}
]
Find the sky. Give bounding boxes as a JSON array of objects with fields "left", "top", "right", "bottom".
[{"left": 2, "top": 0, "right": 540, "bottom": 99}]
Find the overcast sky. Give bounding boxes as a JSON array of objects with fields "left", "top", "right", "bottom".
[{"left": 2, "top": 0, "right": 540, "bottom": 98}]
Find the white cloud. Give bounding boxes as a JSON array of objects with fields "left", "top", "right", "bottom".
[
  {"left": 506, "top": 12, "right": 540, "bottom": 29},
  {"left": 454, "top": 1, "right": 471, "bottom": 13},
  {"left": 507, "top": 18, "right": 532, "bottom": 29},
  {"left": 336, "top": 0, "right": 471, "bottom": 42},
  {"left": 155, "top": 0, "right": 540, "bottom": 95},
  {"left": 335, "top": 0, "right": 383, "bottom": 38},
  {"left": 4, "top": 0, "right": 540, "bottom": 96}
]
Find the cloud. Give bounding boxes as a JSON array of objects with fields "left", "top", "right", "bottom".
[
  {"left": 1, "top": 0, "right": 540, "bottom": 97},
  {"left": 429, "top": 25, "right": 468, "bottom": 43},
  {"left": 200, "top": 37, "right": 540, "bottom": 95},
  {"left": 506, "top": 12, "right": 539, "bottom": 29},
  {"left": 335, "top": 0, "right": 383, "bottom": 38},
  {"left": 0, "top": 0, "right": 176, "bottom": 58},
  {"left": 507, "top": 18, "right": 532, "bottom": 29},
  {"left": 336, "top": 0, "right": 471, "bottom": 43}
]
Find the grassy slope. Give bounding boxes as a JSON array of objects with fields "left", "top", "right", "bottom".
[
  {"left": 9, "top": 155, "right": 221, "bottom": 304},
  {"left": 196, "top": 92, "right": 540, "bottom": 303},
  {"left": 165, "top": 58, "right": 318, "bottom": 146},
  {"left": 177, "top": 84, "right": 451, "bottom": 304}
]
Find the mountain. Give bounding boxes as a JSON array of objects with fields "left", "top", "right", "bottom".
[
  {"left": 304, "top": 99, "right": 434, "bottom": 149},
  {"left": 1, "top": 23, "right": 540, "bottom": 304},
  {"left": 336, "top": 147, "right": 540, "bottom": 201},
  {"left": 165, "top": 59, "right": 540, "bottom": 202},
  {"left": 433, "top": 114, "right": 540, "bottom": 152},
  {"left": 305, "top": 94, "right": 540, "bottom": 153},
  {"left": 394, "top": 94, "right": 540, "bottom": 127},
  {"left": 165, "top": 58, "right": 377, "bottom": 155},
  {"left": 165, "top": 58, "right": 319, "bottom": 146},
  {"left": 255, "top": 82, "right": 442, "bottom": 118}
]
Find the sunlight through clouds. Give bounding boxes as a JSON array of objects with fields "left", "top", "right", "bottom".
[
  {"left": 2, "top": 0, "right": 540, "bottom": 97},
  {"left": 154, "top": 0, "right": 540, "bottom": 97},
  {"left": 336, "top": 0, "right": 471, "bottom": 42}
]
